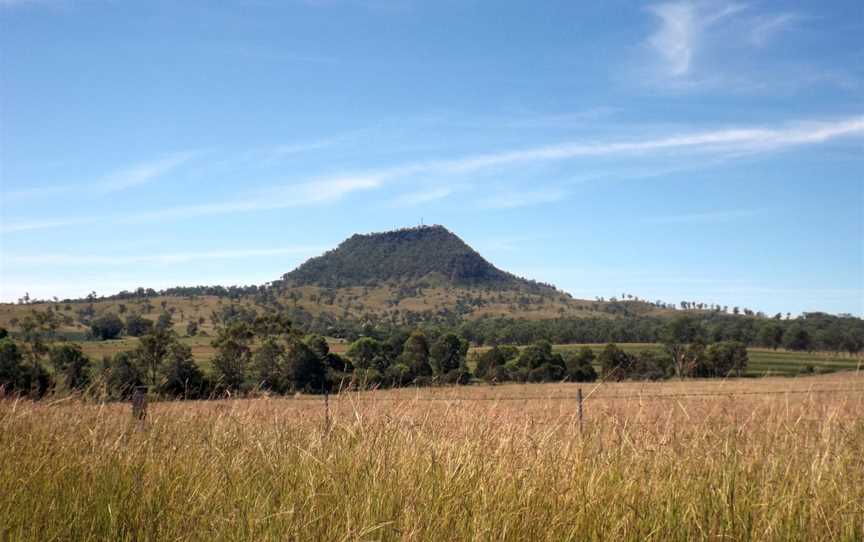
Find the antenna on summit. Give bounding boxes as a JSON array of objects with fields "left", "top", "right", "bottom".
[{"left": 420, "top": 217, "right": 424, "bottom": 226}]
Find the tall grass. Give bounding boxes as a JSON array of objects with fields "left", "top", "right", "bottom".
[{"left": 1, "top": 376, "right": 862, "bottom": 541}]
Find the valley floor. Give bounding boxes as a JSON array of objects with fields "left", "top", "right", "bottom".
[{"left": 1, "top": 374, "right": 862, "bottom": 541}]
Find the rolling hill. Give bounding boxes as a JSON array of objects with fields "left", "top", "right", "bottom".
[{"left": 0, "top": 225, "right": 627, "bottom": 336}]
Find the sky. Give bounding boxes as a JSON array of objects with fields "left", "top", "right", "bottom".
[{"left": 1, "top": 0, "right": 862, "bottom": 316}]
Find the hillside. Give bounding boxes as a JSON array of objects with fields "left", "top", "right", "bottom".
[
  {"left": 0, "top": 225, "right": 672, "bottom": 335},
  {"left": 278, "top": 225, "right": 554, "bottom": 292}
]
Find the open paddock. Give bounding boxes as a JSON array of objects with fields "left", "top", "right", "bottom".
[{"left": 1, "top": 373, "right": 862, "bottom": 541}]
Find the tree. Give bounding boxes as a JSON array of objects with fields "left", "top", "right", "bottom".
[
  {"left": 125, "top": 314, "right": 153, "bottom": 337},
  {"left": 211, "top": 323, "right": 254, "bottom": 391},
  {"left": 253, "top": 338, "right": 286, "bottom": 392},
  {"left": 475, "top": 345, "right": 518, "bottom": 380},
  {"left": 563, "top": 347, "right": 597, "bottom": 382},
  {"left": 186, "top": 320, "right": 199, "bottom": 337},
  {"left": 430, "top": 333, "right": 468, "bottom": 375},
  {"left": 305, "top": 334, "right": 330, "bottom": 360},
  {"left": 517, "top": 340, "right": 566, "bottom": 382},
  {"left": 91, "top": 312, "right": 124, "bottom": 340},
  {"left": 253, "top": 313, "right": 293, "bottom": 338},
  {"left": 19, "top": 309, "right": 59, "bottom": 371},
  {"left": 661, "top": 315, "right": 705, "bottom": 378},
  {"left": 159, "top": 342, "right": 207, "bottom": 398},
  {"left": 699, "top": 341, "right": 748, "bottom": 377},
  {"left": 136, "top": 328, "right": 174, "bottom": 386},
  {"left": 49, "top": 344, "right": 91, "bottom": 390},
  {"left": 598, "top": 343, "right": 631, "bottom": 380},
  {"left": 756, "top": 324, "right": 784, "bottom": 350},
  {"left": 628, "top": 350, "right": 672, "bottom": 380},
  {"left": 783, "top": 325, "right": 812, "bottom": 351},
  {"left": 401, "top": 330, "right": 432, "bottom": 378},
  {"left": 105, "top": 351, "right": 143, "bottom": 399},
  {"left": 517, "top": 340, "right": 554, "bottom": 370},
  {"left": 346, "top": 337, "right": 385, "bottom": 371},
  {"left": 155, "top": 311, "right": 174, "bottom": 332},
  {"left": 284, "top": 339, "right": 327, "bottom": 392},
  {"left": 0, "top": 338, "right": 24, "bottom": 392}
]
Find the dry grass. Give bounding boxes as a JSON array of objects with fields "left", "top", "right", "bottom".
[{"left": 2, "top": 374, "right": 863, "bottom": 541}]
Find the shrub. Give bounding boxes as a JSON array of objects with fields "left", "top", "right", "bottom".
[
  {"left": 105, "top": 352, "right": 143, "bottom": 400},
  {"left": 91, "top": 313, "right": 124, "bottom": 340},
  {"left": 160, "top": 343, "right": 208, "bottom": 398},
  {"left": 49, "top": 344, "right": 91, "bottom": 390},
  {"left": 564, "top": 347, "right": 598, "bottom": 382},
  {"left": 125, "top": 314, "right": 153, "bottom": 337}
]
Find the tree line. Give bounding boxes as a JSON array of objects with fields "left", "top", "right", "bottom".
[{"left": 1, "top": 309, "right": 758, "bottom": 399}]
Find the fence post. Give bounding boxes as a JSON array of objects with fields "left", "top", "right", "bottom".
[
  {"left": 132, "top": 386, "right": 148, "bottom": 422},
  {"left": 577, "top": 387, "right": 584, "bottom": 436},
  {"left": 324, "top": 387, "right": 331, "bottom": 435}
]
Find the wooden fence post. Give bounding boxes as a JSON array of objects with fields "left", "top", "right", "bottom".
[
  {"left": 324, "top": 387, "right": 331, "bottom": 435},
  {"left": 132, "top": 386, "right": 148, "bottom": 422},
  {"left": 577, "top": 387, "right": 584, "bottom": 436}
]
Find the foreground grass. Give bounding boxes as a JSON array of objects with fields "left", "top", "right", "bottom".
[{"left": 1, "top": 375, "right": 863, "bottom": 541}]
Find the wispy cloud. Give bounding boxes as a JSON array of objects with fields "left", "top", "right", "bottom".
[
  {"left": 647, "top": 2, "right": 698, "bottom": 76},
  {"left": 126, "top": 175, "right": 384, "bottom": 222},
  {"left": 261, "top": 139, "right": 344, "bottom": 163},
  {"left": 0, "top": 217, "right": 99, "bottom": 234},
  {"left": 643, "top": 2, "right": 811, "bottom": 89},
  {"left": 481, "top": 188, "right": 568, "bottom": 210},
  {"left": 0, "top": 0, "right": 56, "bottom": 7},
  {"left": 4, "top": 151, "right": 196, "bottom": 200},
  {"left": 748, "top": 13, "right": 802, "bottom": 46},
  {"left": 1, "top": 175, "right": 381, "bottom": 234},
  {"left": 4, "top": 115, "right": 863, "bottom": 233},
  {"left": 434, "top": 115, "right": 864, "bottom": 172},
  {"left": 647, "top": 1, "right": 745, "bottom": 77},
  {"left": 97, "top": 152, "right": 197, "bottom": 193},
  {"left": 644, "top": 209, "right": 759, "bottom": 224},
  {"left": 6, "top": 247, "right": 324, "bottom": 266},
  {"left": 389, "top": 186, "right": 456, "bottom": 207}
]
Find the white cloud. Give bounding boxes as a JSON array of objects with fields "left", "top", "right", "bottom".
[
  {"left": 0, "top": 217, "right": 98, "bottom": 234},
  {"left": 4, "top": 151, "right": 196, "bottom": 201},
  {"left": 436, "top": 115, "right": 864, "bottom": 172},
  {"left": 648, "top": 2, "right": 697, "bottom": 76},
  {"left": 643, "top": 2, "right": 810, "bottom": 88},
  {"left": 126, "top": 175, "right": 384, "bottom": 223},
  {"left": 97, "top": 152, "right": 197, "bottom": 193},
  {"left": 4, "top": 115, "right": 863, "bottom": 233},
  {"left": 647, "top": 1, "right": 745, "bottom": 77}
]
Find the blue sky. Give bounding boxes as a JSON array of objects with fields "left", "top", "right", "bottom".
[{"left": 1, "top": 0, "right": 862, "bottom": 316}]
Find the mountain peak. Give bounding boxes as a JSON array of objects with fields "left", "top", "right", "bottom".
[{"left": 280, "top": 225, "right": 552, "bottom": 291}]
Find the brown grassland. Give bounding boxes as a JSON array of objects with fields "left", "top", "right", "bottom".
[{"left": 1, "top": 373, "right": 863, "bottom": 541}]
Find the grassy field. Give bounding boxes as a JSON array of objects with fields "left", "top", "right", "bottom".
[{"left": 1, "top": 374, "right": 862, "bottom": 541}]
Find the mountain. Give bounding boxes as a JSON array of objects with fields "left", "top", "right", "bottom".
[{"left": 279, "top": 225, "right": 554, "bottom": 292}]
